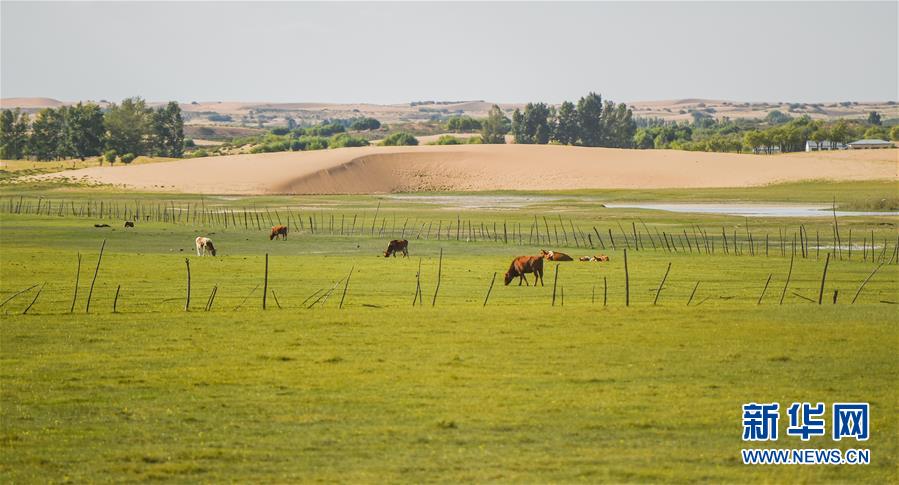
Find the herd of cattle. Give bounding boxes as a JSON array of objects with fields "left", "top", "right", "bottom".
[{"left": 115, "top": 222, "right": 610, "bottom": 287}]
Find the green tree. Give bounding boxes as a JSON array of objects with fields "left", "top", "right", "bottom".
[
  {"left": 576, "top": 92, "right": 603, "bottom": 146},
  {"left": 0, "top": 109, "right": 31, "bottom": 160},
  {"left": 553, "top": 101, "right": 579, "bottom": 145},
  {"left": 29, "top": 108, "right": 65, "bottom": 161},
  {"left": 480, "top": 105, "right": 510, "bottom": 144},
  {"left": 890, "top": 125, "right": 899, "bottom": 141},
  {"left": 765, "top": 110, "right": 791, "bottom": 124},
  {"left": 105, "top": 97, "right": 151, "bottom": 155},
  {"left": 349, "top": 117, "right": 381, "bottom": 131},
  {"left": 867, "top": 111, "right": 882, "bottom": 126},
  {"left": 445, "top": 115, "right": 481, "bottom": 132},
  {"left": 863, "top": 126, "right": 888, "bottom": 140},
  {"left": 150, "top": 102, "right": 185, "bottom": 157},
  {"left": 65, "top": 103, "right": 106, "bottom": 160}
]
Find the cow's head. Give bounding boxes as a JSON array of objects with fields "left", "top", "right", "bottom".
[
  {"left": 206, "top": 241, "right": 217, "bottom": 256},
  {"left": 270, "top": 231, "right": 276, "bottom": 240},
  {"left": 503, "top": 271, "right": 514, "bottom": 285}
]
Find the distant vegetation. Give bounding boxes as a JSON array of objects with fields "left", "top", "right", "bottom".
[
  {"left": 635, "top": 110, "right": 897, "bottom": 153},
  {"left": 505, "top": 92, "right": 637, "bottom": 148},
  {"left": 380, "top": 132, "right": 418, "bottom": 146},
  {"left": 0, "top": 97, "right": 184, "bottom": 162},
  {"left": 428, "top": 135, "right": 483, "bottom": 145}
]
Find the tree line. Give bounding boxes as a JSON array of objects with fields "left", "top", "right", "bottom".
[
  {"left": 634, "top": 109, "right": 897, "bottom": 154},
  {"left": 0, "top": 97, "right": 184, "bottom": 161}
]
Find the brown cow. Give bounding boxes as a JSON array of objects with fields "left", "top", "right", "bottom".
[
  {"left": 540, "top": 249, "right": 574, "bottom": 261},
  {"left": 124, "top": 221, "right": 135, "bottom": 228},
  {"left": 504, "top": 255, "right": 544, "bottom": 286},
  {"left": 270, "top": 225, "right": 288, "bottom": 240},
  {"left": 384, "top": 239, "right": 409, "bottom": 258}
]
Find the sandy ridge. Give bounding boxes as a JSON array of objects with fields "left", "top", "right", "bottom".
[{"left": 33, "top": 145, "right": 898, "bottom": 195}]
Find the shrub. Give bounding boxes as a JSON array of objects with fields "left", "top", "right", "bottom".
[
  {"left": 431, "top": 135, "right": 462, "bottom": 145},
  {"left": 465, "top": 135, "right": 483, "bottom": 144},
  {"left": 380, "top": 132, "right": 419, "bottom": 146},
  {"left": 103, "top": 149, "right": 117, "bottom": 164},
  {"left": 303, "top": 123, "right": 346, "bottom": 137},
  {"left": 270, "top": 127, "right": 290, "bottom": 136},
  {"left": 349, "top": 117, "right": 381, "bottom": 131},
  {"left": 183, "top": 139, "right": 196, "bottom": 148},
  {"left": 329, "top": 133, "right": 369, "bottom": 148},
  {"left": 121, "top": 153, "right": 136, "bottom": 164},
  {"left": 207, "top": 114, "right": 232, "bottom": 122},
  {"left": 190, "top": 149, "right": 209, "bottom": 158}
]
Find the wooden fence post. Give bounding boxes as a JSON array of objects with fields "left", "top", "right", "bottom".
[
  {"left": 263, "top": 253, "right": 269, "bottom": 309},
  {"left": 85, "top": 239, "right": 106, "bottom": 314},
  {"left": 817, "top": 253, "right": 830, "bottom": 304},
  {"left": 623, "top": 249, "right": 629, "bottom": 306},
  {"left": 653, "top": 262, "right": 671, "bottom": 305},
  {"left": 185, "top": 258, "right": 191, "bottom": 311},
  {"left": 483, "top": 272, "right": 497, "bottom": 307}
]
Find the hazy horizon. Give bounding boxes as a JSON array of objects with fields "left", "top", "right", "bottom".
[{"left": 2, "top": 1, "right": 897, "bottom": 105}]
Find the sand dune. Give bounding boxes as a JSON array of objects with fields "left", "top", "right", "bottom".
[{"left": 35, "top": 145, "right": 897, "bottom": 195}]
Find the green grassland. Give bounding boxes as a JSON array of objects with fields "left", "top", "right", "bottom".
[{"left": 1, "top": 188, "right": 898, "bottom": 482}]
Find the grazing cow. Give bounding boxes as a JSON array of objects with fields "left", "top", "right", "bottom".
[
  {"left": 270, "top": 225, "right": 288, "bottom": 240},
  {"left": 504, "top": 255, "right": 544, "bottom": 286},
  {"left": 195, "top": 236, "right": 217, "bottom": 256},
  {"left": 579, "top": 256, "right": 592, "bottom": 262},
  {"left": 540, "top": 249, "right": 574, "bottom": 261},
  {"left": 93, "top": 223, "right": 110, "bottom": 228},
  {"left": 124, "top": 221, "right": 135, "bottom": 228},
  {"left": 384, "top": 239, "right": 409, "bottom": 258}
]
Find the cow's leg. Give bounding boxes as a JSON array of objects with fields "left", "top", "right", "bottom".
[
  {"left": 196, "top": 245, "right": 202, "bottom": 256},
  {"left": 522, "top": 274, "right": 529, "bottom": 286},
  {"left": 403, "top": 248, "right": 408, "bottom": 258}
]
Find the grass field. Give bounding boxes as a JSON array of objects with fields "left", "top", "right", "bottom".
[{"left": 1, "top": 185, "right": 897, "bottom": 482}]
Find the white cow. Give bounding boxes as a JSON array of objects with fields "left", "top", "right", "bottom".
[{"left": 195, "top": 236, "right": 217, "bottom": 256}]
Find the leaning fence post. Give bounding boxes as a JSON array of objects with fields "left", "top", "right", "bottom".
[
  {"left": 687, "top": 281, "right": 700, "bottom": 306},
  {"left": 623, "top": 249, "right": 630, "bottom": 306},
  {"left": 185, "top": 258, "right": 191, "bottom": 311},
  {"left": 22, "top": 283, "right": 45, "bottom": 315},
  {"left": 757, "top": 274, "right": 772, "bottom": 305},
  {"left": 779, "top": 253, "right": 794, "bottom": 305},
  {"left": 603, "top": 276, "right": 608, "bottom": 307},
  {"left": 817, "top": 253, "right": 831, "bottom": 305},
  {"left": 339, "top": 266, "right": 354, "bottom": 309},
  {"left": 551, "top": 264, "right": 560, "bottom": 306},
  {"left": 70, "top": 252, "right": 82, "bottom": 313},
  {"left": 851, "top": 263, "right": 883, "bottom": 304},
  {"left": 653, "top": 262, "right": 671, "bottom": 305},
  {"left": 483, "top": 272, "right": 497, "bottom": 307},
  {"left": 431, "top": 248, "right": 443, "bottom": 307},
  {"left": 263, "top": 253, "right": 269, "bottom": 310},
  {"left": 85, "top": 239, "right": 106, "bottom": 314},
  {"left": 113, "top": 284, "right": 121, "bottom": 313}
]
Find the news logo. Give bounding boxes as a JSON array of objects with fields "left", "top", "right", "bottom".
[{"left": 741, "top": 402, "right": 870, "bottom": 465}]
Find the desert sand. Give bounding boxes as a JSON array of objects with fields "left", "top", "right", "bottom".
[{"left": 33, "top": 145, "right": 898, "bottom": 195}]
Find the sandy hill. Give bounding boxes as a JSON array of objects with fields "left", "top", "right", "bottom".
[
  {"left": 0, "top": 97, "right": 66, "bottom": 109},
  {"left": 34, "top": 145, "right": 897, "bottom": 195}
]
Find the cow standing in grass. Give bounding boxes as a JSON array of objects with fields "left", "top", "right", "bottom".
[
  {"left": 384, "top": 239, "right": 409, "bottom": 258},
  {"left": 270, "top": 225, "right": 288, "bottom": 240},
  {"left": 504, "top": 256, "right": 544, "bottom": 286},
  {"left": 195, "top": 236, "right": 217, "bottom": 256}
]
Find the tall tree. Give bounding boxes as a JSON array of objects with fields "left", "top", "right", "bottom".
[
  {"left": 481, "top": 105, "right": 510, "bottom": 144},
  {"left": 576, "top": 92, "right": 603, "bottom": 146},
  {"left": 553, "top": 101, "right": 578, "bottom": 145},
  {"left": 65, "top": 103, "right": 106, "bottom": 160},
  {"left": 105, "top": 97, "right": 151, "bottom": 155},
  {"left": 866, "top": 111, "right": 882, "bottom": 126},
  {"left": 0, "top": 109, "right": 31, "bottom": 160},
  {"left": 29, "top": 108, "right": 65, "bottom": 161},
  {"left": 151, "top": 101, "right": 185, "bottom": 157}
]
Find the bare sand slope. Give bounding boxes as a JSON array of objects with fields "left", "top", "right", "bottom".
[{"left": 35, "top": 145, "right": 897, "bottom": 195}]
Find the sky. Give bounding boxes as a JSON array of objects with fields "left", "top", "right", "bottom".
[{"left": 1, "top": 1, "right": 896, "bottom": 104}]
